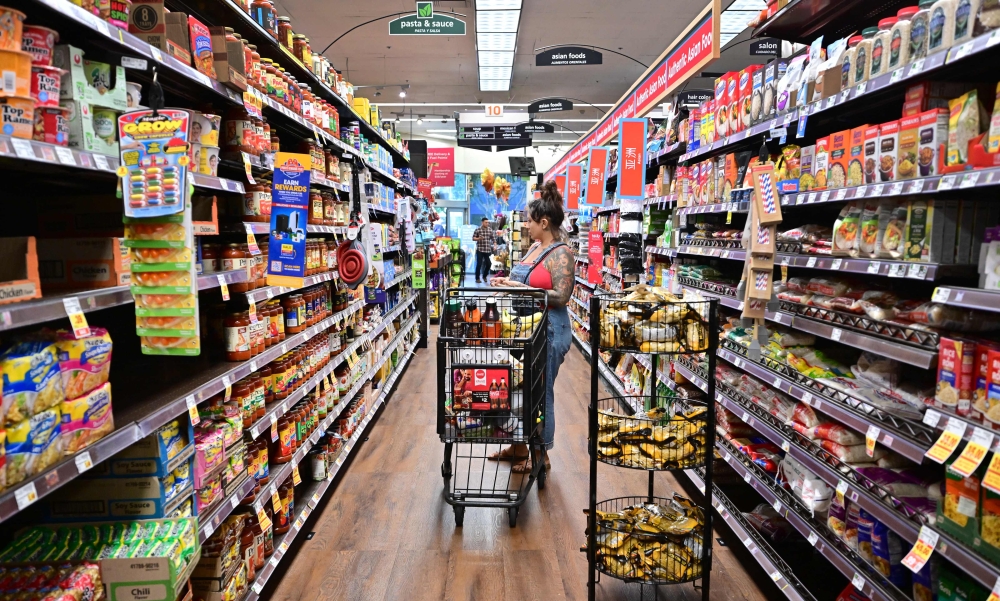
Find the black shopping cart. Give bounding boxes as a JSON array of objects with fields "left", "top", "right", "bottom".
[{"left": 437, "top": 287, "right": 548, "bottom": 527}]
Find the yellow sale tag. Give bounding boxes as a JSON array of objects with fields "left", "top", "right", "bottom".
[
  {"left": 245, "top": 223, "right": 260, "bottom": 255},
  {"left": 835, "top": 480, "right": 848, "bottom": 507},
  {"left": 256, "top": 505, "right": 271, "bottom": 531},
  {"left": 986, "top": 577, "right": 1000, "bottom": 601},
  {"left": 925, "top": 418, "right": 968, "bottom": 463},
  {"left": 217, "top": 274, "right": 230, "bottom": 301},
  {"left": 271, "top": 419, "right": 278, "bottom": 442},
  {"left": 63, "top": 298, "right": 91, "bottom": 339},
  {"left": 901, "top": 526, "right": 940, "bottom": 573},
  {"left": 249, "top": 298, "right": 258, "bottom": 323},
  {"left": 271, "top": 487, "right": 281, "bottom": 512},
  {"left": 292, "top": 464, "right": 302, "bottom": 485},
  {"left": 866, "top": 425, "right": 880, "bottom": 458},
  {"left": 983, "top": 452, "right": 1000, "bottom": 494},
  {"left": 186, "top": 396, "right": 200, "bottom": 426},
  {"left": 242, "top": 151, "right": 256, "bottom": 184},
  {"left": 780, "top": 264, "right": 788, "bottom": 283},
  {"left": 726, "top": 211, "right": 732, "bottom": 224},
  {"left": 952, "top": 428, "right": 995, "bottom": 477}
]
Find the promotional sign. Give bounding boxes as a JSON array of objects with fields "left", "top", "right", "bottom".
[
  {"left": 585, "top": 146, "right": 609, "bottom": 206},
  {"left": 565, "top": 163, "right": 582, "bottom": 210},
  {"left": 426, "top": 147, "right": 454, "bottom": 186},
  {"left": 750, "top": 38, "right": 779, "bottom": 55},
  {"left": 616, "top": 118, "right": 647, "bottom": 200},
  {"left": 266, "top": 152, "right": 312, "bottom": 288},
  {"left": 535, "top": 46, "right": 603, "bottom": 66},
  {"left": 528, "top": 98, "right": 573, "bottom": 113},
  {"left": 412, "top": 253, "right": 426, "bottom": 288},
  {"left": 543, "top": 0, "right": 720, "bottom": 180},
  {"left": 118, "top": 109, "right": 191, "bottom": 218},
  {"left": 553, "top": 173, "right": 567, "bottom": 201},
  {"left": 588, "top": 231, "right": 603, "bottom": 284},
  {"left": 417, "top": 178, "right": 433, "bottom": 198},
  {"left": 452, "top": 366, "right": 512, "bottom": 411},
  {"left": 389, "top": 2, "right": 466, "bottom": 35},
  {"left": 517, "top": 121, "right": 555, "bottom": 134}
]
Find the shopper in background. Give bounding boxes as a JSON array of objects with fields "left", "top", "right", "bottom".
[
  {"left": 433, "top": 220, "right": 446, "bottom": 238},
  {"left": 472, "top": 217, "right": 496, "bottom": 283},
  {"left": 489, "top": 181, "right": 575, "bottom": 473}
]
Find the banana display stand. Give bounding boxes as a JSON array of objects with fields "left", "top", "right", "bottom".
[
  {"left": 437, "top": 287, "right": 549, "bottom": 527},
  {"left": 587, "top": 287, "right": 718, "bottom": 600}
]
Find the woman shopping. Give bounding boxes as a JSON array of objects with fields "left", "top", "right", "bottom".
[{"left": 489, "top": 181, "right": 576, "bottom": 474}]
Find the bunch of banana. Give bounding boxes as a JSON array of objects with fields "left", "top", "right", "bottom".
[
  {"left": 596, "top": 406, "right": 707, "bottom": 468},
  {"left": 499, "top": 309, "right": 543, "bottom": 338}
]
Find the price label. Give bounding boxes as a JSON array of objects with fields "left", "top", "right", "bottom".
[
  {"left": 836, "top": 480, "right": 849, "bottom": 506},
  {"left": 855, "top": 185, "right": 867, "bottom": 197},
  {"left": 819, "top": 191, "right": 830, "bottom": 203},
  {"left": 961, "top": 172, "right": 981, "bottom": 188},
  {"left": 951, "top": 41, "right": 974, "bottom": 61},
  {"left": 271, "top": 487, "right": 282, "bottom": 512},
  {"left": 245, "top": 223, "right": 260, "bottom": 255},
  {"left": 909, "top": 57, "right": 926, "bottom": 75},
  {"left": 743, "top": 471, "right": 751, "bottom": 484},
  {"left": 54, "top": 146, "right": 76, "bottom": 166},
  {"left": 831, "top": 258, "right": 843, "bottom": 270},
  {"left": 231, "top": 495, "right": 239, "bottom": 509},
  {"left": 925, "top": 417, "right": 968, "bottom": 463},
  {"left": 852, "top": 573, "right": 866, "bottom": 592},
  {"left": 63, "top": 297, "right": 91, "bottom": 339},
  {"left": 74, "top": 450, "right": 94, "bottom": 473},
  {"left": 890, "top": 68, "right": 904, "bottom": 83},
  {"left": 796, "top": 114, "right": 808, "bottom": 138},
  {"left": 806, "top": 257, "right": 817, "bottom": 268},
  {"left": 802, "top": 392, "right": 813, "bottom": 406},
  {"left": 252, "top": 583, "right": 263, "bottom": 595},
  {"left": 186, "top": 395, "right": 200, "bottom": 426},
  {"left": 889, "top": 263, "right": 907, "bottom": 278},
  {"left": 889, "top": 182, "right": 904, "bottom": 195},
  {"left": 807, "top": 531, "right": 820, "bottom": 546},
  {"left": 271, "top": 418, "right": 278, "bottom": 442},
  {"left": 831, "top": 328, "right": 843, "bottom": 341},
  {"left": 256, "top": 504, "right": 272, "bottom": 531},
  {"left": 908, "top": 180, "right": 923, "bottom": 194},
  {"left": 11, "top": 138, "right": 34, "bottom": 159},
  {"left": 249, "top": 298, "right": 258, "bottom": 323},
  {"left": 986, "top": 577, "right": 1000, "bottom": 601},
  {"left": 907, "top": 263, "right": 928, "bottom": 280},
  {"left": 741, "top": 411, "right": 750, "bottom": 422},
  {"left": 923, "top": 409, "right": 942, "bottom": 428},
  {"left": 872, "top": 184, "right": 885, "bottom": 196},
  {"left": 92, "top": 154, "right": 110, "bottom": 171},
  {"left": 241, "top": 151, "right": 256, "bottom": 184},
  {"left": 292, "top": 463, "right": 302, "bottom": 485},
  {"left": 781, "top": 440, "right": 790, "bottom": 452},
  {"left": 951, "top": 427, "right": 995, "bottom": 477},
  {"left": 217, "top": 274, "right": 230, "bottom": 300},
  {"left": 840, "top": 89, "right": 851, "bottom": 103},
  {"left": 867, "top": 260, "right": 881, "bottom": 274},
  {"left": 902, "top": 526, "right": 940, "bottom": 573},
  {"left": 14, "top": 482, "right": 38, "bottom": 510},
  {"left": 939, "top": 174, "right": 957, "bottom": 190},
  {"left": 773, "top": 498, "right": 783, "bottom": 514},
  {"left": 866, "top": 425, "right": 880, "bottom": 457}
]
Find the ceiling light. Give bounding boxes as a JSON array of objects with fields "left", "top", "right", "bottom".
[
  {"left": 417, "top": 116, "right": 424, "bottom": 124},
  {"left": 478, "top": 51, "right": 514, "bottom": 67},
  {"left": 476, "top": 0, "right": 521, "bottom": 8},
  {"left": 479, "top": 79, "right": 510, "bottom": 91},
  {"left": 477, "top": 32, "right": 516, "bottom": 50},
  {"left": 726, "top": 0, "right": 766, "bottom": 9},
  {"left": 374, "top": 90, "right": 382, "bottom": 97},
  {"left": 479, "top": 66, "right": 512, "bottom": 79},
  {"left": 720, "top": 10, "right": 757, "bottom": 33},
  {"left": 476, "top": 10, "right": 520, "bottom": 32}
]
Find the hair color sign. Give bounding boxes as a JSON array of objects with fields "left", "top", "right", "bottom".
[
  {"left": 566, "top": 163, "right": 583, "bottom": 210},
  {"left": 585, "top": 146, "right": 609, "bottom": 206},
  {"left": 616, "top": 118, "right": 647, "bottom": 200}
]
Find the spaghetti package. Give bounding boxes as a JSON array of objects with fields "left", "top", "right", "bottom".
[
  {"left": 54, "top": 327, "right": 112, "bottom": 399},
  {"left": 60, "top": 382, "right": 113, "bottom": 454}
]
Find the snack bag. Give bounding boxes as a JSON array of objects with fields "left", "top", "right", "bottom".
[
  {"left": 6, "top": 408, "right": 62, "bottom": 486},
  {"left": 54, "top": 328, "right": 112, "bottom": 399},
  {"left": 60, "top": 382, "right": 114, "bottom": 454},
  {"left": 1, "top": 341, "right": 65, "bottom": 425}
]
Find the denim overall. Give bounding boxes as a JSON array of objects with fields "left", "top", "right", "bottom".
[{"left": 509, "top": 242, "right": 572, "bottom": 450}]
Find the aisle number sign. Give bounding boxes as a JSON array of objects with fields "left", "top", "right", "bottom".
[
  {"left": 585, "top": 146, "right": 610, "bottom": 206},
  {"left": 485, "top": 104, "right": 503, "bottom": 117},
  {"left": 617, "top": 118, "right": 647, "bottom": 200},
  {"left": 565, "top": 163, "right": 582, "bottom": 210}
]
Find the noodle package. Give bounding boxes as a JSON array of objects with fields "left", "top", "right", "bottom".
[
  {"left": 54, "top": 327, "right": 112, "bottom": 399},
  {"left": 1, "top": 341, "right": 65, "bottom": 425}
]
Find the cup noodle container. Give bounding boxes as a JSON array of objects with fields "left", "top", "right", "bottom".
[
  {"left": 30, "top": 65, "right": 61, "bottom": 107},
  {"left": 0, "top": 95, "right": 34, "bottom": 138},
  {"left": 32, "top": 105, "right": 68, "bottom": 145},
  {"left": 91, "top": 107, "right": 116, "bottom": 144},
  {"left": 192, "top": 112, "right": 220, "bottom": 147},
  {"left": 0, "top": 49, "right": 31, "bottom": 98},
  {"left": 0, "top": 7, "right": 26, "bottom": 51},
  {"left": 21, "top": 25, "right": 57, "bottom": 66}
]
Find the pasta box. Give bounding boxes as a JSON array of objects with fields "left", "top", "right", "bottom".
[
  {"left": 936, "top": 454, "right": 983, "bottom": 546},
  {"left": 827, "top": 129, "right": 850, "bottom": 189},
  {"left": 798, "top": 144, "right": 816, "bottom": 191},
  {"left": 738, "top": 65, "right": 763, "bottom": 132},
  {"left": 896, "top": 113, "right": 923, "bottom": 180},
  {"left": 847, "top": 126, "right": 867, "bottom": 187}
]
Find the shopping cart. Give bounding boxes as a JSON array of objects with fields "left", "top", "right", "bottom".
[{"left": 437, "top": 287, "right": 548, "bottom": 527}]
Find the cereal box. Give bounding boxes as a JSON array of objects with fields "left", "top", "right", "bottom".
[
  {"left": 975, "top": 341, "right": 1000, "bottom": 418},
  {"left": 715, "top": 74, "right": 732, "bottom": 138},
  {"left": 727, "top": 72, "right": 740, "bottom": 134},
  {"left": 877, "top": 120, "right": 900, "bottom": 182},
  {"left": 750, "top": 66, "right": 766, "bottom": 125},
  {"left": 937, "top": 336, "right": 975, "bottom": 414}
]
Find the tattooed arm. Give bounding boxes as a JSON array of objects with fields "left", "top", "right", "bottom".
[{"left": 543, "top": 245, "right": 576, "bottom": 308}]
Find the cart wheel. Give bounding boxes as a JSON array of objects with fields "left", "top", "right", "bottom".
[
  {"left": 508, "top": 507, "right": 518, "bottom": 528},
  {"left": 454, "top": 506, "right": 465, "bottom": 527},
  {"left": 537, "top": 465, "right": 546, "bottom": 490},
  {"left": 441, "top": 462, "right": 451, "bottom": 479}
]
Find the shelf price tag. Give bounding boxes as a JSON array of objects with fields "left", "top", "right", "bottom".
[
  {"left": 223, "top": 375, "right": 232, "bottom": 401},
  {"left": 931, "top": 287, "right": 951, "bottom": 303},
  {"left": 54, "top": 146, "right": 76, "bottom": 166},
  {"left": 852, "top": 573, "right": 866, "bottom": 592},
  {"left": 939, "top": 174, "right": 957, "bottom": 190},
  {"left": 92, "top": 154, "right": 110, "bottom": 171},
  {"left": 831, "top": 328, "right": 843, "bottom": 341},
  {"left": 866, "top": 425, "right": 880, "bottom": 457},
  {"left": 245, "top": 223, "right": 260, "bottom": 255},
  {"left": 986, "top": 577, "right": 1000, "bottom": 601},
  {"left": 15, "top": 482, "right": 38, "bottom": 510},
  {"left": 256, "top": 504, "right": 272, "bottom": 531},
  {"left": 74, "top": 450, "right": 93, "bottom": 474},
  {"left": 271, "top": 487, "right": 282, "bottom": 512},
  {"left": 925, "top": 417, "right": 968, "bottom": 463},
  {"left": 217, "top": 274, "right": 230, "bottom": 301},
  {"left": 241, "top": 152, "right": 256, "bottom": 184},
  {"left": 953, "top": 428, "right": 996, "bottom": 477},
  {"left": 922, "top": 408, "right": 942, "bottom": 428},
  {"left": 62, "top": 297, "right": 91, "bottom": 339},
  {"left": 186, "top": 395, "right": 200, "bottom": 426},
  {"left": 836, "top": 480, "right": 849, "bottom": 506},
  {"left": 249, "top": 298, "right": 258, "bottom": 323},
  {"left": 270, "top": 413, "right": 278, "bottom": 442},
  {"left": 292, "top": 463, "right": 302, "bottom": 485},
  {"left": 902, "top": 525, "right": 940, "bottom": 573},
  {"left": 807, "top": 531, "right": 820, "bottom": 546},
  {"left": 10, "top": 138, "right": 34, "bottom": 159},
  {"left": 984, "top": 451, "right": 1000, "bottom": 495}
]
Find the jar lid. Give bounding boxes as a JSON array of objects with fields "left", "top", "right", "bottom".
[
  {"left": 862, "top": 26, "right": 878, "bottom": 37},
  {"left": 878, "top": 17, "right": 898, "bottom": 29},
  {"left": 276, "top": 15, "right": 290, "bottom": 21},
  {"left": 897, "top": 6, "right": 919, "bottom": 19},
  {"left": 848, "top": 35, "right": 863, "bottom": 46}
]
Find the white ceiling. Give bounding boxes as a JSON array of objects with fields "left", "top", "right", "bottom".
[{"left": 271, "top": 0, "right": 764, "bottom": 143}]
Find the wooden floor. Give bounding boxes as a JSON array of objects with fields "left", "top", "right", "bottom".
[{"left": 268, "top": 329, "right": 774, "bottom": 601}]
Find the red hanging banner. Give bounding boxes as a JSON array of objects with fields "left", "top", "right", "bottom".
[
  {"left": 553, "top": 173, "right": 567, "bottom": 202},
  {"left": 616, "top": 118, "right": 647, "bottom": 200},
  {"left": 585, "top": 146, "right": 609, "bottom": 206},
  {"left": 566, "top": 163, "right": 582, "bottom": 209},
  {"left": 588, "top": 231, "right": 604, "bottom": 284}
]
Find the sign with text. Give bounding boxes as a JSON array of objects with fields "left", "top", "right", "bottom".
[
  {"left": 566, "top": 163, "right": 582, "bottom": 210},
  {"left": 535, "top": 46, "right": 603, "bottom": 66},
  {"left": 528, "top": 98, "right": 573, "bottom": 113},
  {"left": 677, "top": 89, "right": 714, "bottom": 105},
  {"left": 553, "top": 173, "right": 567, "bottom": 201},
  {"left": 616, "top": 119, "right": 647, "bottom": 200},
  {"left": 266, "top": 152, "right": 312, "bottom": 288},
  {"left": 750, "top": 38, "right": 779, "bottom": 55},
  {"left": 458, "top": 125, "right": 531, "bottom": 148},
  {"left": 485, "top": 104, "right": 503, "bottom": 117},
  {"left": 426, "top": 147, "right": 454, "bottom": 186},
  {"left": 543, "top": 0, "right": 720, "bottom": 180},
  {"left": 389, "top": 2, "right": 466, "bottom": 35},
  {"left": 517, "top": 121, "right": 555, "bottom": 134},
  {"left": 588, "top": 231, "right": 603, "bottom": 284},
  {"left": 585, "top": 146, "right": 609, "bottom": 206},
  {"left": 417, "top": 178, "right": 433, "bottom": 198}
]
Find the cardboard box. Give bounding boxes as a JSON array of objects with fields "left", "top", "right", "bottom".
[
  {"left": 166, "top": 13, "right": 191, "bottom": 63},
  {"left": 813, "top": 136, "right": 830, "bottom": 189},
  {"left": 897, "top": 113, "right": 922, "bottom": 180},
  {"left": 53, "top": 45, "right": 128, "bottom": 111},
  {"left": 192, "top": 195, "right": 219, "bottom": 235},
  {"left": 187, "top": 15, "right": 216, "bottom": 78},
  {"left": 762, "top": 59, "right": 785, "bottom": 121},
  {"left": 937, "top": 455, "right": 982, "bottom": 546},
  {"left": 714, "top": 74, "right": 731, "bottom": 138},
  {"left": 102, "top": 533, "right": 200, "bottom": 601},
  {"left": 726, "top": 71, "right": 740, "bottom": 134},
  {"left": 863, "top": 124, "right": 880, "bottom": 184},
  {"left": 102, "top": 438, "right": 194, "bottom": 478},
  {"left": 37, "top": 237, "right": 131, "bottom": 291},
  {"left": 61, "top": 99, "right": 119, "bottom": 156},
  {"left": 905, "top": 199, "right": 959, "bottom": 263},
  {"left": 46, "top": 468, "right": 195, "bottom": 520},
  {"left": 737, "top": 65, "right": 763, "bottom": 131},
  {"left": 129, "top": 0, "right": 166, "bottom": 48},
  {"left": 799, "top": 144, "right": 816, "bottom": 190},
  {"left": 918, "top": 108, "right": 949, "bottom": 177},
  {"left": 846, "top": 126, "right": 866, "bottom": 187},
  {"left": 209, "top": 27, "right": 247, "bottom": 91},
  {"left": 750, "top": 66, "right": 766, "bottom": 125},
  {"left": 877, "top": 120, "right": 900, "bottom": 182},
  {"left": 0, "top": 237, "right": 42, "bottom": 305},
  {"left": 827, "top": 129, "right": 850, "bottom": 189}
]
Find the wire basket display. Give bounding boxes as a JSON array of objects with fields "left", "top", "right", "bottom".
[
  {"left": 596, "top": 397, "right": 709, "bottom": 470},
  {"left": 587, "top": 495, "right": 706, "bottom": 585},
  {"left": 595, "top": 289, "right": 711, "bottom": 353}
]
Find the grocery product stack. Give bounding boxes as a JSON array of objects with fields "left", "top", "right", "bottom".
[
  {"left": 0, "top": 0, "right": 421, "bottom": 596},
  {"left": 553, "top": 1, "right": 1000, "bottom": 600}
]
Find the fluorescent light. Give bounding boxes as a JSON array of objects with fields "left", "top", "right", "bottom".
[
  {"left": 720, "top": 32, "right": 739, "bottom": 47},
  {"left": 478, "top": 51, "right": 514, "bottom": 67},
  {"left": 477, "top": 32, "right": 517, "bottom": 50},
  {"left": 479, "top": 66, "right": 512, "bottom": 79},
  {"left": 476, "top": 10, "right": 520, "bottom": 32},
  {"left": 480, "top": 79, "right": 511, "bottom": 91},
  {"left": 720, "top": 10, "right": 756, "bottom": 33},
  {"left": 726, "top": 0, "right": 765, "bottom": 9},
  {"left": 476, "top": 0, "right": 521, "bottom": 8}
]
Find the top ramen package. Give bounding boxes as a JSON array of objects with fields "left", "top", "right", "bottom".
[{"left": 118, "top": 109, "right": 191, "bottom": 218}]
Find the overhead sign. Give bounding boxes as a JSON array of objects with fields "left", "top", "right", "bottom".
[
  {"left": 458, "top": 125, "right": 531, "bottom": 145},
  {"left": 535, "top": 46, "right": 603, "bottom": 66},
  {"left": 426, "top": 147, "right": 454, "bottom": 186},
  {"left": 585, "top": 146, "right": 609, "bottom": 206},
  {"left": 544, "top": 0, "right": 720, "bottom": 180},
  {"left": 677, "top": 90, "right": 714, "bottom": 105},
  {"left": 750, "top": 38, "right": 779, "bottom": 55},
  {"left": 566, "top": 163, "right": 582, "bottom": 210},
  {"left": 485, "top": 104, "right": 503, "bottom": 117},
  {"left": 554, "top": 173, "right": 567, "bottom": 201},
  {"left": 517, "top": 122, "right": 555, "bottom": 134},
  {"left": 389, "top": 2, "right": 467, "bottom": 35},
  {"left": 528, "top": 98, "right": 573, "bottom": 113},
  {"left": 617, "top": 119, "right": 647, "bottom": 200}
]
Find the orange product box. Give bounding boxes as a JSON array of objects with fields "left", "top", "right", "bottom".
[
  {"left": 847, "top": 126, "right": 867, "bottom": 187},
  {"left": 897, "top": 113, "right": 923, "bottom": 180},
  {"left": 38, "top": 237, "right": 131, "bottom": 291},
  {"left": 827, "top": 129, "right": 850, "bottom": 189}
]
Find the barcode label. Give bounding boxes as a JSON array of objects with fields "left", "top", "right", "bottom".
[{"left": 2, "top": 70, "right": 15, "bottom": 94}]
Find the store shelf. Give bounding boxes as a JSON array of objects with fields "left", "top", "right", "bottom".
[
  {"left": 753, "top": 0, "right": 918, "bottom": 45},
  {"left": 601, "top": 266, "right": 622, "bottom": 279},
  {"left": 595, "top": 205, "right": 620, "bottom": 215},
  {"left": 310, "top": 173, "right": 351, "bottom": 194},
  {"left": 368, "top": 294, "right": 418, "bottom": 340},
  {"left": 646, "top": 142, "right": 684, "bottom": 164},
  {"left": 0, "top": 134, "right": 120, "bottom": 174},
  {"left": 245, "top": 341, "right": 418, "bottom": 599},
  {"left": 245, "top": 271, "right": 339, "bottom": 303},
  {"left": 571, "top": 330, "right": 591, "bottom": 356},
  {"left": 383, "top": 269, "right": 413, "bottom": 289},
  {"left": 681, "top": 469, "right": 816, "bottom": 601},
  {"left": 930, "top": 286, "right": 1000, "bottom": 314},
  {"left": 576, "top": 276, "right": 596, "bottom": 289},
  {"left": 571, "top": 296, "right": 589, "bottom": 311},
  {"left": 197, "top": 474, "right": 257, "bottom": 544},
  {"left": 568, "top": 308, "right": 590, "bottom": 331},
  {"left": 238, "top": 222, "right": 350, "bottom": 236},
  {"left": 782, "top": 167, "right": 1000, "bottom": 207},
  {"left": 644, "top": 195, "right": 677, "bottom": 207}
]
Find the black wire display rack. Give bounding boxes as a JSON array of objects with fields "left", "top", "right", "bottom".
[{"left": 587, "top": 292, "right": 719, "bottom": 601}]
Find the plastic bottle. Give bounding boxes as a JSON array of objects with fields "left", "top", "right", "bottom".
[
  {"left": 871, "top": 17, "right": 897, "bottom": 78},
  {"left": 890, "top": 7, "right": 918, "bottom": 70},
  {"left": 910, "top": 0, "right": 933, "bottom": 61}
]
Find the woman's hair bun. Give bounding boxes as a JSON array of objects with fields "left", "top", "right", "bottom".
[{"left": 528, "top": 180, "right": 565, "bottom": 236}]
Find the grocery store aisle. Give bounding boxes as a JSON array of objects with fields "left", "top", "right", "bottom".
[{"left": 268, "top": 329, "right": 773, "bottom": 601}]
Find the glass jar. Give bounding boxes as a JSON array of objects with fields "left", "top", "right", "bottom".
[
  {"left": 249, "top": 374, "right": 265, "bottom": 420},
  {"left": 250, "top": 0, "right": 277, "bottom": 37},
  {"left": 309, "top": 190, "right": 324, "bottom": 225},
  {"left": 202, "top": 243, "right": 220, "bottom": 274},
  {"left": 293, "top": 34, "right": 310, "bottom": 65},
  {"left": 248, "top": 45, "right": 262, "bottom": 89},
  {"left": 223, "top": 106, "right": 255, "bottom": 155},
  {"left": 269, "top": 299, "right": 284, "bottom": 341},
  {"left": 240, "top": 244, "right": 257, "bottom": 291},
  {"left": 322, "top": 192, "right": 335, "bottom": 226},
  {"left": 233, "top": 381, "right": 252, "bottom": 426},
  {"left": 260, "top": 365, "right": 274, "bottom": 404},
  {"left": 240, "top": 517, "right": 256, "bottom": 581},
  {"left": 256, "top": 239, "right": 268, "bottom": 288},
  {"left": 244, "top": 182, "right": 270, "bottom": 222},
  {"left": 283, "top": 295, "right": 305, "bottom": 333},
  {"left": 276, "top": 16, "right": 293, "bottom": 48},
  {"left": 272, "top": 415, "right": 294, "bottom": 464},
  {"left": 224, "top": 312, "right": 252, "bottom": 362}
]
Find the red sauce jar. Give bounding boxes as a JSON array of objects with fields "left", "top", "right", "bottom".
[
  {"left": 276, "top": 16, "right": 293, "bottom": 49},
  {"left": 224, "top": 106, "right": 255, "bottom": 155},
  {"left": 283, "top": 295, "right": 305, "bottom": 333},
  {"left": 222, "top": 244, "right": 249, "bottom": 293},
  {"left": 224, "top": 312, "right": 252, "bottom": 361},
  {"left": 259, "top": 365, "right": 274, "bottom": 404}
]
